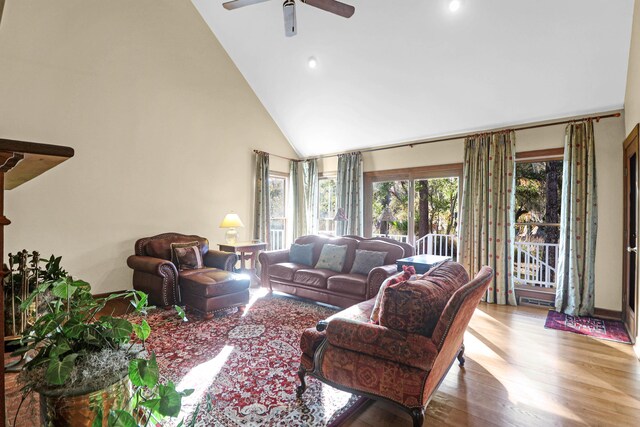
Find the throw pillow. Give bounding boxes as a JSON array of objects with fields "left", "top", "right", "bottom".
[
  {"left": 378, "top": 273, "right": 458, "bottom": 337},
  {"left": 170, "top": 241, "right": 203, "bottom": 271},
  {"left": 314, "top": 244, "right": 348, "bottom": 272},
  {"left": 370, "top": 265, "right": 416, "bottom": 324},
  {"left": 350, "top": 249, "right": 387, "bottom": 275},
  {"left": 289, "top": 243, "right": 314, "bottom": 266}
]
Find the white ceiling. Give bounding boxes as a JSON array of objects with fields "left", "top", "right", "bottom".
[{"left": 192, "top": 0, "right": 634, "bottom": 157}]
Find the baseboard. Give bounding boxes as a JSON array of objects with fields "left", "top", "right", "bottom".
[
  {"left": 593, "top": 307, "right": 622, "bottom": 321},
  {"left": 92, "top": 290, "right": 129, "bottom": 299}
]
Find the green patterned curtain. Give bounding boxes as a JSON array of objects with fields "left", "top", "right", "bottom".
[
  {"left": 459, "top": 131, "right": 517, "bottom": 305},
  {"left": 253, "top": 151, "right": 270, "bottom": 243},
  {"left": 336, "top": 152, "right": 363, "bottom": 236},
  {"left": 290, "top": 161, "right": 304, "bottom": 239},
  {"left": 290, "top": 159, "right": 319, "bottom": 239},
  {"left": 556, "top": 121, "right": 598, "bottom": 316}
]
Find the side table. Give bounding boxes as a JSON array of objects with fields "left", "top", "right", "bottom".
[{"left": 218, "top": 241, "right": 267, "bottom": 285}]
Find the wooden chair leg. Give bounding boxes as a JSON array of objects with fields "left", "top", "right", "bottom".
[
  {"left": 411, "top": 408, "right": 425, "bottom": 427},
  {"left": 296, "top": 365, "right": 307, "bottom": 397},
  {"left": 457, "top": 343, "right": 466, "bottom": 367}
]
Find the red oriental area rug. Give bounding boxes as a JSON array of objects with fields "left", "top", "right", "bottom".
[
  {"left": 133, "top": 290, "right": 369, "bottom": 426},
  {"left": 544, "top": 310, "right": 632, "bottom": 344}
]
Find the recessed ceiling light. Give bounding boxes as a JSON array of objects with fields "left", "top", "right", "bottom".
[
  {"left": 449, "top": 0, "right": 461, "bottom": 12},
  {"left": 308, "top": 57, "right": 318, "bottom": 69}
]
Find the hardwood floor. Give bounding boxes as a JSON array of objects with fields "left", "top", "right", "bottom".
[
  {"left": 343, "top": 303, "right": 640, "bottom": 427},
  {"left": 4, "top": 302, "right": 639, "bottom": 426}
]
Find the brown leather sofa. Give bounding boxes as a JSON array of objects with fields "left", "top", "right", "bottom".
[
  {"left": 258, "top": 235, "right": 413, "bottom": 308},
  {"left": 297, "top": 261, "right": 494, "bottom": 427},
  {"left": 127, "top": 233, "right": 249, "bottom": 318}
]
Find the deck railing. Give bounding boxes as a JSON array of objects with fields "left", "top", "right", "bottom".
[
  {"left": 513, "top": 241, "right": 558, "bottom": 288},
  {"left": 412, "top": 234, "right": 557, "bottom": 289},
  {"left": 414, "top": 234, "right": 458, "bottom": 260},
  {"left": 269, "top": 229, "right": 286, "bottom": 251},
  {"left": 372, "top": 234, "right": 409, "bottom": 243}
]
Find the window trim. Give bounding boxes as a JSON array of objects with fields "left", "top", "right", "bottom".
[{"left": 516, "top": 148, "right": 564, "bottom": 162}]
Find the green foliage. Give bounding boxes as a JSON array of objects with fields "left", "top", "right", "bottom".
[
  {"left": 319, "top": 177, "right": 337, "bottom": 232},
  {"left": 14, "top": 261, "right": 193, "bottom": 426},
  {"left": 371, "top": 178, "right": 458, "bottom": 238}
]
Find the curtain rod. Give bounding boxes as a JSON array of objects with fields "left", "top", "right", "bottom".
[{"left": 255, "top": 112, "right": 621, "bottom": 162}]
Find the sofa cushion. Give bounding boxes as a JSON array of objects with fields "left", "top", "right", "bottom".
[
  {"left": 350, "top": 249, "right": 387, "bottom": 275},
  {"left": 357, "top": 239, "right": 405, "bottom": 265},
  {"left": 370, "top": 265, "right": 417, "bottom": 324},
  {"left": 269, "top": 262, "right": 307, "bottom": 281},
  {"left": 172, "top": 243, "right": 203, "bottom": 271},
  {"left": 315, "top": 244, "right": 348, "bottom": 272},
  {"left": 294, "top": 235, "right": 359, "bottom": 271},
  {"left": 145, "top": 235, "right": 209, "bottom": 260},
  {"left": 379, "top": 274, "right": 459, "bottom": 337},
  {"left": 289, "top": 243, "right": 314, "bottom": 266},
  {"left": 293, "top": 269, "right": 335, "bottom": 288},
  {"left": 327, "top": 274, "right": 367, "bottom": 296}
]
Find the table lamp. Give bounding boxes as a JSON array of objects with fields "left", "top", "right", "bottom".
[{"left": 220, "top": 213, "right": 244, "bottom": 244}]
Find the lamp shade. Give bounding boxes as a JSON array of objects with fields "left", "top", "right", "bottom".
[
  {"left": 219, "top": 213, "right": 245, "bottom": 228},
  {"left": 378, "top": 206, "right": 396, "bottom": 223}
]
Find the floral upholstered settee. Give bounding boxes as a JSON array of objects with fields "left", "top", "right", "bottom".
[{"left": 297, "top": 260, "right": 494, "bottom": 427}]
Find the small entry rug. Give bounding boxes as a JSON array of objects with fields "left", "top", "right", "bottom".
[
  {"left": 544, "top": 310, "right": 632, "bottom": 344},
  {"left": 132, "top": 290, "right": 369, "bottom": 426}
]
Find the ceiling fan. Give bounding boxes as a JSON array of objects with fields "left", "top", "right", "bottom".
[{"left": 222, "top": 0, "right": 355, "bottom": 37}]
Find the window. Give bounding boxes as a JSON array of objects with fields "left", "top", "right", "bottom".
[
  {"left": 515, "top": 160, "right": 563, "bottom": 243},
  {"left": 513, "top": 155, "right": 564, "bottom": 289},
  {"left": 269, "top": 174, "right": 287, "bottom": 250},
  {"left": 364, "top": 165, "right": 462, "bottom": 256},
  {"left": 318, "top": 176, "right": 337, "bottom": 235}
]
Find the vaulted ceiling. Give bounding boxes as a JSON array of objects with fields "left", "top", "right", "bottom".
[{"left": 192, "top": 0, "right": 634, "bottom": 157}]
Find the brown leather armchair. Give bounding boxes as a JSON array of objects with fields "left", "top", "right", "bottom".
[
  {"left": 297, "top": 262, "right": 494, "bottom": 427},
  {"left": 127, "top": 233, "right": 237, "bottom": 307}
]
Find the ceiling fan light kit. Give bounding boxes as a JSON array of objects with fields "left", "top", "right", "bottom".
[{"left": 222, "top": 0, "right": 355, "bottom": 37}]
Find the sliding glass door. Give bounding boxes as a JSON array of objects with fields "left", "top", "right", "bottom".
[{"left": 365, "top": 166, "right": 462, "bottom": 256}]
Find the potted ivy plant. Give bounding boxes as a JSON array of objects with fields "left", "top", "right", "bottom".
[{"left": 14, "top": 273, "right": 193, "bottom": 426}]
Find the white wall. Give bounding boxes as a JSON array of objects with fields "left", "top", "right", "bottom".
[
  {"left": 626, "top": 0, "right": 640, "bottom": 135},
  {"left": 319, "top": 116, "right": 626, "bottom": 311},
  {"left": 0, "top": 0, "right": 296, "bottom": 294}
]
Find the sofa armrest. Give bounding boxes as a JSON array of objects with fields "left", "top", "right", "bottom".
[
  {"left": 325, "top": 318, "right": 438, "bottom": 371},
  {"left": 258, "top": 249, "right": 290, "bottom": 288},
  {"left": 203, "top": 250, "right": 237, "bottom": 271},
  {"left": 258, "top": 249, "right": 290, "bottom": 266},
  {"left": 127, "top": 255, "right": 177, "bottom": 277},
  {"left": 366, "top": 264, "right": 399, "bottom": 299}
]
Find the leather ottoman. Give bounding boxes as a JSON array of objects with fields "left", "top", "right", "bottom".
[{"left": 179, "top": 269, "right": 250, "bottom": 319}]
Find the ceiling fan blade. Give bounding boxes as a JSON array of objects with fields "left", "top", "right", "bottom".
[
  {"left": 300, "top": 0, "right": 354, "bottom": 18},
  {"left": 283, "top": 0, "right": 297, "bottom": 37},
  {"left": 223, "top": 0, "right": 271, "bottom": 11}
]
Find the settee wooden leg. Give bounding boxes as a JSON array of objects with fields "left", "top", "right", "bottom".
[
  {"left": 203, "top": 312, "right": 214, "bottom": 320},
  {"left": 457, "top": 343, "right": 466, "bottom": 367},
  {"left": 296, "top": 365, "right": 307, "bottom": 397},
  {"left": 410, "top": 408, "right": 425, "bottom": 427}
]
